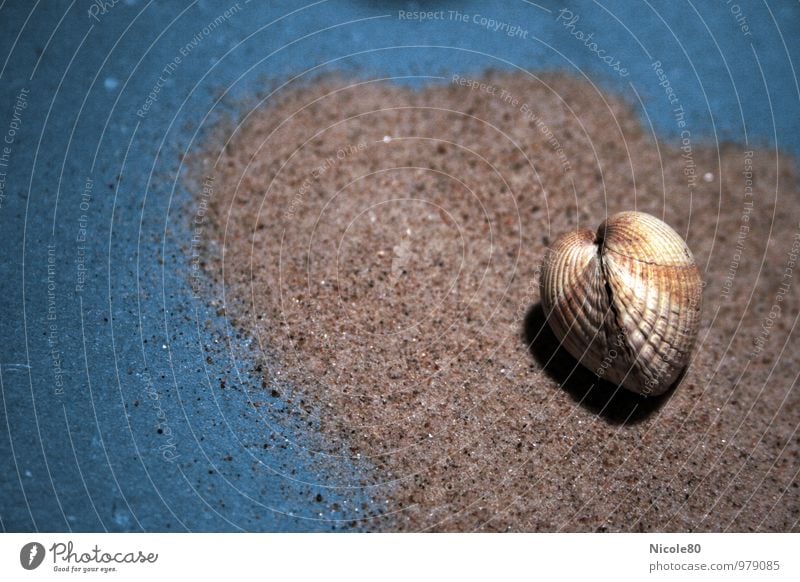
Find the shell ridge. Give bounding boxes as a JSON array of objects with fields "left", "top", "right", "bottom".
[
  {"left": 598, "top": 240, "right": 639, "bottom": 382},
  {"left": 605, "top": 247, "right": 696, "bottom": 268}
]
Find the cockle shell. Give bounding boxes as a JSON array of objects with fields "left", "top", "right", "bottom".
[{"left": 539, "top": 211, "right": 703, "bottom": 396}]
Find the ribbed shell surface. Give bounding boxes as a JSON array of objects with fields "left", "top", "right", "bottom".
[{"left": 539, "top": 212, "right": 702, "bottom": 396}]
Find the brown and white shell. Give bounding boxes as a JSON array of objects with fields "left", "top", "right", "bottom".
[{"left": 539, "top": 211, "right": 703, "bottom": 396}]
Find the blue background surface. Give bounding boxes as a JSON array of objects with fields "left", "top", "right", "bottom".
[{"left": 1, "top": 0, "right": 798, "bottom": 531}]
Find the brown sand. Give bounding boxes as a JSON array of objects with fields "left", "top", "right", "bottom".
[{"left": 189, "top": 72, "right": 800, "bottom": 531}]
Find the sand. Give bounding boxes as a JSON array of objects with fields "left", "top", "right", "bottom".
[{"left": 188, "top": 72, "right": 799, "bottom": 531}]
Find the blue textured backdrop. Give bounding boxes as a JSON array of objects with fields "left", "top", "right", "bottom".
[{"left": 1, "top": 0, "right": 798, "bottom": 531}]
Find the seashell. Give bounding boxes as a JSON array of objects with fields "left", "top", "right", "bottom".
[{"left": 539, "top": 211, "right": 702, "bottom": 396}]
